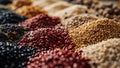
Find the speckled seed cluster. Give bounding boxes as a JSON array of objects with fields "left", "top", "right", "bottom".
[
  {"left": 80, "top": 38, "right": 120, "bottom": 68},
  {"left": 57, "top": 15, "right": 98, "bottom": 29},
  {"left": 18, "top": 28, "right": 75, "bottom": 50},
  {"left": 69, "top": 18, "right": 120, "bottom": 49},
  {"left": 26, "top": 48, "right": 91, "bottom": 68}
]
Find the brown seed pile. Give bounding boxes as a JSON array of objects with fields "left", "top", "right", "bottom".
[
  {"left": 69, "top": 18, "right": 120, "bottom": 49},
  {"left": 19, "top": 14, "right": 60, "bottom": 30},
  {"left": 91, "top": 2, "right": 120, "bottom": 21},
  {"left": 18, "top": 28, "right": 75, "bottom": 50},
  {"left": 57, "top": 15, "right": 98, "bottom": 29},
  {"left": 15, "top": 5, "right": 47, "bottom": 18},
  {"left": 68, "top": 0, "right": 99, "bottom": 8},
  {"left": 26, "top": 48, "right": 91, "bottom": 68},
  {"left": 80, "top": 38, "right": 120, "bottom": 68},
  {"left": 7, "top": 0, "right": 32, "bottom": 10}
]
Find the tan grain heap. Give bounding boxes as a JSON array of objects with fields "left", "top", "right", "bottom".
[
  {"left": 54, "top": 5, "right": 88, "bottom": 19},
  {"left": 15, "top": 5, "right": 47, "bottom": 18},
  {"left": 32, "top": 0, "right": 62, "bottom": 7},
  {"left": 7, "top": 0, "right": 32, "bottom": 10},
  {"left": 80, "top": 38, "right": 120, "bottom": 68},
  {"left": 44, "top": 1, "right": 72, "bottom": 15},
  {"left": 69, "top": 18, "right": 120, "bottom": 48},
  {"left": 57, "top": 15, "right": 98, "bottom": 29}
]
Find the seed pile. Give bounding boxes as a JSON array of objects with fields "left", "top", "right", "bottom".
[
  {"left": 55, "top": 5, "right": 88, "bottom": 19},
  {"left": 0, "top": 24, "right": 27, "bottom": 42},
  {"left": 67, "top": 0, "right": 98, "bottom": 8},
  {"left": 0, "top": 5, "right": 11, "bottom": 13},
  {"left": 7, "top": 0, "right": 32, "bottom": 10},
  {"left": 69, "top": 18, "right": 120, "bottom": 48},
  {"left": 0, "top": 12, "right": 27, "bottom": 24},
  {"left": 0, "top": 42, "right": 38, "bottom": 68},
  {"left": 80, "top": 38, "right": 120, "bottom": 68},
  {"left": 57, "top": 15, "right": 98, "bottom": 29},
  {"left": 15, "top": 5, "right": 47, "bottom": 18},
  {"left": 19, "top": 14, "right": 61, "bottom": 30},
  {"left": 18, "top": 28, "right": 75, "bottom": 50},
  {"left": 26, "top": 48, "right": 90, "bottom": 68},
  {"left": 91, "top": 3, "right": 120, "bottom": 21},
  {"left": 0, "top": 0, "right": 12, "bottom": 5}
]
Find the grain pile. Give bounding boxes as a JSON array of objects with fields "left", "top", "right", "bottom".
[
  {"left": 69, "top": 18, "right": 120, "bottom": 48},
  {"left": 19, "top": 14, "right": 61, "bottom": 30},
  {"left": 54, "top": 5, "right": 88, "bottom": 19},
  {"left": 26, "top": 48, "right": 91, "bottom": 68},
  {"left": 44, "top": 1, "right": 72, "bottom": 15},
  {"left": 57, "top": 15, "right": 98, "bottom": 29},
  {"left": 18, "top": 28, "right": 75, "bottom": 50},
  {"left": 7, "top": 0, "right": 32, "bottom": 10},
  {"left": 80, "top": 38, "right": 120, "bottom": 68},
  {"left": 15, "top": 5, "right": 47, "bottom": 18}
]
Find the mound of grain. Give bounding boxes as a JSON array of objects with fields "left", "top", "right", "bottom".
[
  {"left": 80, "top": 38, "right": 120, "bottom": 68},
  {"left": 7, "top": 0, "right": 32, "bottom": 10},
  {"left": 57, "top": 15, "right": 98, "bottom": 29},
  {"left": 54, "top": 5, "right": 88, "bottom": 19},
  {"left": 15, "top": 5, "right": 47, "bottom": 18},
  {"left": 32, "top": 0, "right": 62, "bottom": 7},
  {"left": 69, "top": 18, "right": 120, "bottom": 48},
  {"left": 44, "top": 1, "right": 72, "bottom": 15}
]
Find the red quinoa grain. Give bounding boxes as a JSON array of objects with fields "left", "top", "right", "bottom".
[
  {"left": 26, "top": 48, "right": 91, "bottom": 68},
  {"left": 19, "top": 14, "right": 61, "bottom": 30},
  {"left": 18, "top": 28, "right": 75, "bottom": 50}
]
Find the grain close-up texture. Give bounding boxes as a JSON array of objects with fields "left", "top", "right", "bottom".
[{"left": 0, "top": 0, "right": 120, "bottom": 68}]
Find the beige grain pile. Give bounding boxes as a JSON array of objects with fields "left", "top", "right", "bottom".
[
  {"left": 80, "top": 38, "right": 120, "bottom": 68},
  {"left": 32, "top": 0, "right": 63, "bottom": 7},
  {"left": 44, "top": 1, "right": 72, "bottom": 15},
  {"left": 69, "top": 18, "right": 120, "bottom": 48},
  {"left": 57, "top": 15, "right": 98, "bottom": 29}
]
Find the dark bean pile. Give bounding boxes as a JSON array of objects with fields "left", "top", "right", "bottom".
[
  {"left": 18, "top": 28, "right": 75, "bottom": 50},
  {"left": 0, "top": 42, "right": 38, "bottom": 68},
  {"left": 0, "top": 24, "right": 27, "bottom": 42},
  {"left": 26, "top": 48, "right": 91, "bottom": 68},
  {"left": 0, "top": 0, "right": 12, "bottom": 5},
  {"left": 19, "top": 14, "right": 61, "bottom": 30},
  {"left": 0, "top": 12, "right": 27, "bottom": 24}
]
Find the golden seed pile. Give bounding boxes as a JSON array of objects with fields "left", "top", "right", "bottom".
[
  {"left": 15, "top": 5, "right": 47, "bottom": 18},
  {"left": 80, "top": 38, "right": 120, "bottom": 68},
  {"left": 7, "top": 0, "right": 32, "bottom": 10},
  {"left": 69, "top": 18, "right": 120, "bottom": 48}
]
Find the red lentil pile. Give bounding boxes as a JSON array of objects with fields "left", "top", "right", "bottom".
[
  {"left": 15, "top": 5, "right": 48, "bottom": 18},
  {"left": 19, "top": 14, "right": 61, "bottom": 30},
  {"left": 26, "top": 48, "right": 91, "bottom": 68},
  {"left": 18, "top": 28, "right": 75, "bottom": 50}
]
